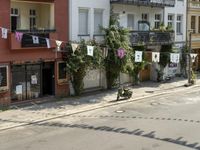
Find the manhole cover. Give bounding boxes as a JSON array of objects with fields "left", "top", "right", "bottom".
[{"left": 115, "top": 110, "right": 125, "bottom": 113}]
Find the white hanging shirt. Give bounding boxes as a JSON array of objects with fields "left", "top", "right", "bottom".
[
  {"left": 32, "top": 35, "right": 39, "bottom": 44},
  {"left": 152, "top": 52, "right": 160, "bottom": 63},
  {"left": 87, "top": 46, "right": 94, "bottom": 56},
  {"left": 135, "top": 51, "right": 143, "bottom": 62},
  {"left": 1, "top": 28, "right": 8, "bottom": 39}
]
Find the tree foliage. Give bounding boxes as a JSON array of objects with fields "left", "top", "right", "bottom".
[
  {"left": 102, "top": 9, "right": 132, "bottom": 89},
  {"left": 65, "top": 40, "right": 103, "bottom": 95}
]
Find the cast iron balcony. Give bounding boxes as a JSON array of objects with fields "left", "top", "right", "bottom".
[
  {"left": 110, "top": 0, "right": 175, "bottom": 7},
  {"left": 130, "top": 30, "right": 174, "bottom": 46}
]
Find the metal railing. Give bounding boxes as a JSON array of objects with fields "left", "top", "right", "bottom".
[
  {"left": 130, "top": 30, "right": 174, "bottom": 46},
  {"left": 15, "top": 29, "right": 56, "bottom": 48},
  {"left": 110, "top": 0, "right": 175, "bottom": 7}
]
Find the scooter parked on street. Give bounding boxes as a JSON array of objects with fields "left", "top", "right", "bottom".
[{"left": 117, "top": 86, "right": 133, "bottom": 101}]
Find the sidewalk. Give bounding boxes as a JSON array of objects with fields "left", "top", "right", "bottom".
[{"left": 0, "top": 77, "right": 199, "bottom": 131}]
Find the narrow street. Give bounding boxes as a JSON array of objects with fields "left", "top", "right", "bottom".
[{"left": 0, "top": 86, "right": 200, "bottom": 150}]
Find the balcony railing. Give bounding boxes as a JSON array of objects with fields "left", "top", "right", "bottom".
[
  {"left": 110, "top": 0, "right": 175, "bottom": 7},
  {"left": 189, "top": 1, "right": 200, "bottom": 9},
  {"left": 130, "top": 30, "right": 174, "bottom": 46},
  {"left": 10, "top": 29, "right": 57, "bottom": 50}
]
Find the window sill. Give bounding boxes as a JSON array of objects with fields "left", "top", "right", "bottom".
[
  {"left": 78, "top": 34, "right": 90, "bottom": 37},
  {"left": 176, "top": 33, "right": 183, "bottom": 35}
]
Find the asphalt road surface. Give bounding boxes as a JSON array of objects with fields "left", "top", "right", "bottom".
[{"left": 0, "top": 86, "right": 200, "bottom": 150}]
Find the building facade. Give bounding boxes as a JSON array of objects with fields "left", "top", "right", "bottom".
[
  {"left": 187, "top": 0, "right": 200, "bottom": 70},
  {"left": 163, "top": 0, "right": 187, "bottom": 78},
  {"left": 68, "top": 0, "right": 110, "bottom": 90},
  {"left": 111, "top": 0, "right": 176, "bottom": 81},
  {"left": 0, "top": 0, "right": 69, "bottom": 105}
]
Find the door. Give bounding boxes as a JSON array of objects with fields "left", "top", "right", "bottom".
[
  {"left": 42, "top": 63, "right": 55, "bottom": 96},
  {"left": 11, "top": 16, "right": 17, "bottom": 31}
]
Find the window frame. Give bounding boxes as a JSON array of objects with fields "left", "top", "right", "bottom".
[
  {"left": 94, "top": 9, "right": 104, "bottom": 35},
  {"left": 154, "top": 14, "right": 161, "bottom": 29},
  {"left": 0, "top": 65, "right": 9, "bottom": 91},
  {"left": 57, "top": 61, "right": 68, "bottom": 84},
  {"left": 176, "top": 15, "right": 183, "bottom": 35},
  {"left": 78, "top": 8, "right": 89, "bottom": 36}
]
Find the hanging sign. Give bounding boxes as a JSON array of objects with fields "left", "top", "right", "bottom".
[
  {"left": 16, "top": 85, "right": 23, "bottom": 94},
  {"left": 152, "top": 52, "right": 160, "bottom": 63},
  {"left": 15, "top": 32, "right": 23, "bottom": 42},
  {"left": 190, "top": 53, "right": 198, "bottom": 63},
  {"left": 31, "top": 75, "right": 38, "bottom": 85},
  {"left": 32, "top": 35, "right": 39, "bottom": 44},
  {"left": 117, "top": 48, "right": 125, "bottom": 59},
  {"left": 1, "top": 28, "right": 8, "bottom": 39},
  {"left": 56, "top": 40, "right": 62, "bottom": 51},
  {"left": 135, "top": 51, "right": 143, "bottom": 62},
  {"left": 170, "top": 53, "right": 180, "bottom": 63},
  {"left": 87, "top": 46, "right": 94, "bottom": 56}
]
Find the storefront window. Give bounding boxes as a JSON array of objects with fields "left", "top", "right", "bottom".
[
  {"left": 0, "top": 66, "right": 8, "bottom": 88},
  {"left": 58, "top": 62, "right": 67, "bottom": 80},
  {"left": 11, "top": 64, "right": 41, "bottom": 101}
]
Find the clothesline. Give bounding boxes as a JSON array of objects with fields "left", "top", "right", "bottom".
[{"left": 0, "top": 26, "right": 198, "bottom": 57}]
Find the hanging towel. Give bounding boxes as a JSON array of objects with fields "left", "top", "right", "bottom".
[
  {"left": 1, "top": 28, "right": 8, "bottom": 39},
  {"left": 87, "top": 46, "right": 94, "bottom": 56},
  {"left": 190, "top": 53, "right": 198, "bottom": 63},
  {"left": 117, "top": 48, "right": 125, "bottom": 59},
  {"left": 15, "top": 32, "right": 23, "bottom": 42},
  {"left": 152, "top": 52, "right": 160, "bottom": 63},
  {"left": 32, "top": 35, "right": 39, "bottom": 44},
  {"left": 45, "top": 38, "right": 50, "bottom": 48},
  {"left": 135, "top": 51, "right": 143, "bottom": 62},
  {"left": 55, "top": 40, "right": 62, "bottom": 51}
]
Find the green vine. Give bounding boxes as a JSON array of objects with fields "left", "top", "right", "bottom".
[
  {"left": 65, "top": 40, "right": 103, "bottom": 95},
  {"left": 102, "top": 8, "right": 132, "bottom": 89}
]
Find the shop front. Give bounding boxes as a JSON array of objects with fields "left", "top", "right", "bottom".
[{"left": 11, "top": 62, "right": 55, "bottom": 102}]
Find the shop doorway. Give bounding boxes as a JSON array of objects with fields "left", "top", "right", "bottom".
[
  {"left": 42, "top": 62, "right": 55, "bottom": 96},
  {"left": 11, "top": 62, "right": 55, "bottom": 102}
]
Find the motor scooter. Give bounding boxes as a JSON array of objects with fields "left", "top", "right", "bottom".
[{"left": 117, "top": 86, "right": 133, "bottom": 101}]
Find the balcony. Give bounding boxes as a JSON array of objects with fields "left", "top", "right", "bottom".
[
  {"left": 130, "top": 31, "right": 174, "bottom": 46},
  {"left": 191, "top": 33, "right": 200, "bottom": 49},
  {"left": 189, "top": 1, "right": 200, "bottom": 9},
  {"left": 110, "top": 0, "right": 175, "bottom": 7},
  {"left": 10, "top": 30, "right": 57, "bottom": 50}
]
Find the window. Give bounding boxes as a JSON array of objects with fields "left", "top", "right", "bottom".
[
  {"left": 176, "top": 15, "right": 182, "bottom": 34},
  {"left": 30, "top": 9, "right": 36, "bottom": 30},
  {"left": 0, "top": 66, "right": 8, "bottom": 89},
  {"left": 199, "top": 16, "right": 200, "bottom": 33},
  {"left": 58, "top": 62, "right": 67, "bottom": 80},
  {"left": 11, "top": 8, "right": 20, "bottom": 31},
  {"left": 94, "top": 9, "right": 103, "bottom": 34},
  {"left": 191, "top": 16, "right": 196, "bottom": 32},
  {"left": 168, "top": 14, "right": 174, "bottom": 29},
  {"left": 127, "top": 14, "right": 134, "bottom": 30},
  {"left": 142, "top": 13, "right": 148, "bottom": 21},
  {"left": 154, "top": 14, "right": 161, "bottom": 29},
  {"left": 79, "top": 9, "right": 89, "bottom": 35}
]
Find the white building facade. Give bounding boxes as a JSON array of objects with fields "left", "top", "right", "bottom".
[
  {"left": 111, "top": 0, "right": 187, "bottom": 81},
  {"left": 163, "top": 0, "right": 187, "bottom": 78},
  {"left": 68, "top": 0, "right": 110, "bottom": 90}
]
